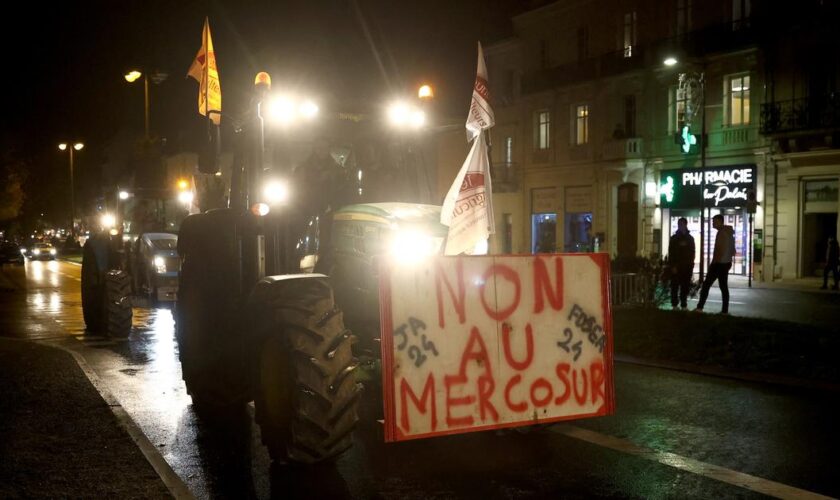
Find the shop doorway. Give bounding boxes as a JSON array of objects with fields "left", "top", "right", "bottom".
[
  {"left": 802, "top": 212, "right": 839, "bottom": 277},
  {"left": 669, "top": 209, "right": 747, "bottom": 275},
  {"left": 532, "top": 213, "right": 557, "bottom": 253}
]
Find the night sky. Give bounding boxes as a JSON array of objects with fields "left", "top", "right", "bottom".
[{"left": 1, "top": 0, "right": 522, "bottom": 227}]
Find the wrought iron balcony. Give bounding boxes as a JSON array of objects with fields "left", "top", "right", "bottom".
[{"left": 761, "top": 94, "right": 840, "bottom": 135}]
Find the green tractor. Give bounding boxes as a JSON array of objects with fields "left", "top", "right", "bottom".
[{"left": 174, "top": 76, "right": 445, "bottom": 464}]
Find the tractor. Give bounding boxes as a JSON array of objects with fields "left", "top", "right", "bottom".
[
  {"left": 81, "top": 187, "right": 186, "bottom": 338},
  {"left": 173, "top": 73, "right": 443, "bottom": 464}
]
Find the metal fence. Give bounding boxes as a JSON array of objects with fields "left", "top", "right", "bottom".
[{"left": 610, "top": 273, "right": 656, "bottom": 306}]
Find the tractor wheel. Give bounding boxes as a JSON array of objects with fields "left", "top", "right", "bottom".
[
  {"left": 176, "top": 260, "right": 249, "bottom": 412},
  {"left": 81, "top": 242, "right": 104, "bottom": 332},
  {"left": 253, "top": 278, "right": 360, "bottom": 464},
  {"left": 103, "top": 270, "right": 133, "bottom": 339}
]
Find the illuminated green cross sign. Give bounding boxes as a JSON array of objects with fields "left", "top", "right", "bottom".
[
  {"left": 660, "top": 175, "right": 675, "bottom": 203},
  {"left": 680, "top": 125, "right": 697, "bottom": 153}
]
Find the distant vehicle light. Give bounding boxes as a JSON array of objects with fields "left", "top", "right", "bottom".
[
  {"left": 154, "top": 256, "right": 166, "bottom": 274},
  {"left": 50, "top": 248, "right": 57, "bottom": 255},
  {"left": 20, "top": 248, "right": 26, "bottom": 255},
  {"left": 119, "top": 191, "right": 130, "bottom": 200},
  {"left": 33, "top": 249, "right": 41, "bottom": 255},
  {"left": 101, "top": 213, "right": 116, "bottom": 228}
]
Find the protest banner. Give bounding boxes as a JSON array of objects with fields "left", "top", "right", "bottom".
[{"left": 379, "top": 253, "right": 615, "bottom": 442}]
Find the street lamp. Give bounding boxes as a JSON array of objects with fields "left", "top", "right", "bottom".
[
  {"left": 664, "top": 56, "right": 706, "bottom": 280},
  {"left": 58, "top": 142, "right": 84, "bottom": 238},
  {"left": 124, "top": 69, "right": 168, "bottom": 141}
]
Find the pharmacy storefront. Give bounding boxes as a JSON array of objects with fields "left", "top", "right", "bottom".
[{"left": 659, "top": 165, "right": 757, "bottom": 276}]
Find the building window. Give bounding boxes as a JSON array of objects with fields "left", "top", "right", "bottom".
[
  {"left": 732, "top": 0, "right": 751, "bottom": 30},
  {"left": 669, "top": 86, "right": 689, "bottom": 134},
  {"left": 504, "top": 136, "right": 513, "bottom": 164},
  {"left": 676, "top": 0, "right": 692, "bottom": 36},
  {"left": 574, "top": 104, "right": 589, "bottom": 145},
  {"left": 535, "top": 110, "right": 551, "bottom": 150},
  {"left": 623, "top": 11, "right": 637, "bottom": 58},
  {"left": 726, "top": 74, "right": 750, "bottom": 126},
  {"left": 577, "top": 26, "right": 589, "bottom": 61}
]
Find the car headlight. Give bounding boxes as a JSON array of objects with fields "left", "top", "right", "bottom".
[
  {"left": 33, "top": 249, "right": 41, "bottom": 255},
  {"left": 154, "top": 256, "right": 166, "bottom": 273},
  {"left": 388, "top": 230, "right": 443, "bottom": 264},
  {"left": 50, "top": 248, "right": 57, "bottom": 255}
]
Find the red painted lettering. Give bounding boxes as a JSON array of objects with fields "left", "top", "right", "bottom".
[
  {"left": 554, "top": 363, "right": 571, "bottom": 405},
  {"left": 530, "top": 377, "right": 553, "bottom": 407},
  {"left": 572, "top": 369, "right": 589, "bottom": 405},
  {"left": 590, "top": 360, "right": 605, "bottom": 405},
  {"left": 478, "top": 376, "right": 499, "bottom": 422},
  {"left": 444, "top": 374, "right": 475, "bottom": 427},
  {"left": 435, "top": 259, "right": 465, "bottom": 328},
  {"left": 400, "top": 374, "right": 436, "bottom": 433},
  {"left": 504, "top": 374, "right": 527, "bottom": 412},
  {"left": 534, "top": 257, "right": 564, "bottom": 314},
  {"left": 479, "top": 264, "right": 521, "bottom": 321},
  {"left": 458, "top": 327, "right": 493, "bottom": 376},
  {"left": 502, "top": 323, "right": 534, "bottom": 371}
]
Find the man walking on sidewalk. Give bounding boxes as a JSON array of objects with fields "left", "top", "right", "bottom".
[
  {"left": 696, "top": 214, "right": 736, "bottom": 314},
  {"left": 668, "top": 217, "right": 695, "bottom": 309}
]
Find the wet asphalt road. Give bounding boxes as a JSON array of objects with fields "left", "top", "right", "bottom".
[{"left": 2, "top": 260, "right": 838, "bottom": 499}]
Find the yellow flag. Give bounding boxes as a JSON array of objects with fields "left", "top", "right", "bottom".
[{"left": 187, "top": 18, "right": 221, "bottom": 125}]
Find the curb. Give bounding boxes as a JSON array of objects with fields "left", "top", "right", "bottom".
[
  {"left": 615, "top": 354, "right": 840, "bottom": 392},
  {"left": 45, "top": 341, "right": 195, "bottom": 499}
]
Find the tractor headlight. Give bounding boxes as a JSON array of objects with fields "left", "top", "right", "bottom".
[
  {"left": 154, "top": 256, "right": 166, "bottom": 274},
  {"left": 388, "top": 229, "right": 443, "bottom": 265},
  {"left": 33, "top": 248, "right": 41, "bottom": 255},
  {"left": 20, "top": 248, "right": 26, "bottom": 255},
  {"left": 50, "top": 248, "right": 57, "bottom": 255},
  {"left": 101, "top": 213, "right": 116, "bottom": 229},
  {"left": 263, "top": 179, "right": 290, "bottom": 205}
]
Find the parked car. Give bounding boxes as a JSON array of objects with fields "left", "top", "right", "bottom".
[
  {"left": 0, "top": 242, "right": 25, "bottom": 265},
  {"left": 132, "top": 232, "right": 179, "bottom": 303},
  {"left": 26, "top": 242, "right": 57, "bottom": 261}
]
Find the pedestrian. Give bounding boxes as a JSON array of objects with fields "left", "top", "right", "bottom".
[
  {"left": 668, "top": 217, "right": 695, "bottom": 309},
  {"left": 821, "top": 236, "right": 839, "bottom": 290},
  {"left": 695, "top": 214, "right": 736, "bottom": 314}
]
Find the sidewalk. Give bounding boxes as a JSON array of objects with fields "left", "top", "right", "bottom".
[{"left": 0, "top": 338, "right": 173, "bottom": 499}]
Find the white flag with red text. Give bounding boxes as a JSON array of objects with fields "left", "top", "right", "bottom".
[
  {"left": 465, "top": 42, "right": 494, "bottom": 142},
  {"left": 187, "top": 17, "right": 221, "bottom": 125},
  {"left": 441, "top": 129, "right": 495, "bottom": 255},
  {"left": 441, "top": 42, "right": 495, "bottom": 255}
]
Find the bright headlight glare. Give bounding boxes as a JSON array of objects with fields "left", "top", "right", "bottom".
[
  {"left": 178, "top": 191, "right": 194, "bottom": 204},
  {"left": 389, "top": 230, "right": 441, "bottom": 264},
  {"left": 33, "top": 249, "right": 41, "bottom": 255},
  {"left": 154, "top": 256, "right": 166, "bottom": 273},
  {"left": 50, "top": 248, "right": 57, "bottom": 255},
  {"left": 101, "top": 213, "right": 116, "bottom": 228},
  {"left": 263, "top": 180, "right": 290, "bottom": 205}
]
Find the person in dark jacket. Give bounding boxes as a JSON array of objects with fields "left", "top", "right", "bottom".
[
  {"left": 668, "top": 217, "right": 695, "bottom": 309},
  {"left": 821, "top": 236, "right": 839, "bottom": 290}
]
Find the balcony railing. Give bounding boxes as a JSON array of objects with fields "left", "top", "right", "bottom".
[
  {"left": 490, "top": 161, "right": 519, "bottom": 193},
  {"left": 601, "top": 137, "right": 643, "bottom": 160},
  {"left": 761, "top": 94, "right": 840, "bottom": 135}
]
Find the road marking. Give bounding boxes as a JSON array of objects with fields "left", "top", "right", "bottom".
[
  {"left": 551, "top": 424, "right": 833, "bottom": 500},
  {"left": 49, "top": 342, "right": 195, "bottom": 500}
]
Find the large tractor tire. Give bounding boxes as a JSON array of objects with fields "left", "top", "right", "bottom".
[
  {"left": 175, "top": 210, "right": 253, "bottom": 413},
  {"left": 252, "top": 276, "right": 360, "bottom": 464},
  {"left": 81, "top": 241, "right": 104, "bottom": 332},
  {"left": 104, "top": 270, "right": 133, "bottom": 339}
]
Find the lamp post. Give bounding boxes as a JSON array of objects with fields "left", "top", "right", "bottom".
[
  {"left": 665, "top": 57, "right": 706, "bottom": 281},
  {"left": 125, "top": 69, "right": 168, "bottom": 141},
  {"left": 58, "top": 142, "right": 84, "bottom": 238}
]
